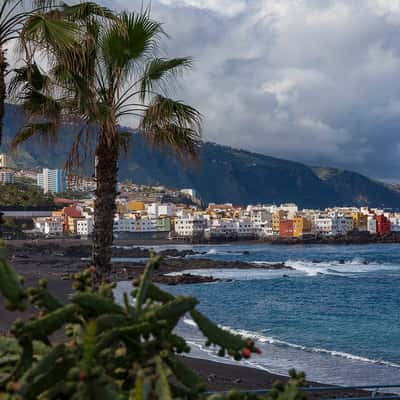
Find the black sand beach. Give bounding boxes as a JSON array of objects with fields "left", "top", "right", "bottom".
[{"left": 0, "top": 239, "right": 380, "bottom": 397}]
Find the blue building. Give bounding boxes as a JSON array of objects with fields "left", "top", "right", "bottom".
[{"left": 37, "top": 168, "right": 66, "bottom": 194}]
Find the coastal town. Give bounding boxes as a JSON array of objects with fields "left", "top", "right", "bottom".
[{"left": 0, "top": 156, "right": 398, "bottom": 241}]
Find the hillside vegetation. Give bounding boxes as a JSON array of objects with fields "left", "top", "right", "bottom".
[
  {"left": 3, "top": 104, "right": 400, "bottom": 208},
  {"left": 0, "top": 183, "right": 55, "bottom": 209}
]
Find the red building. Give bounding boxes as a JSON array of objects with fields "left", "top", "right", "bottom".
[
  {"left": 376, "top": 215, "right": 391, "bottom": 235},
  {"left": 279, "top": 220, "right": 294, "bottom": 238}
]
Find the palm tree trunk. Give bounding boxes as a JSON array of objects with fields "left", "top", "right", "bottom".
[
  {"left": 0, "top": 46, "right": 6, "bottom": 236},
  {"left": 0, "top": 46, "right": 7, "bottom": 147},
  {"left": 92, "top": 125, "right": 118, "bottom": 283}
]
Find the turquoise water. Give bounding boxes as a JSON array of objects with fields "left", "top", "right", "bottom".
[{"left": 117, "top": 243, "right": 400, "bottom": 386}]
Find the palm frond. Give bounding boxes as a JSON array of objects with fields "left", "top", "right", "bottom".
[
  {"left": 101, "top": 12, "right": 164, "bottom": 75},
  {"left": 62, "top": 2, "right": 114, "bottom": 21},
  {"left": 139, "top": 95, "right": 202, "bottom": 158},
  {"left": 0, "top": 0, "right": 25, "bottom": 43},
  {"left": 118, "top": 130, "right": 132, "bottom": 156},
  {"left": 21, "top": 89, "right": 61, "bottom": 118},
  {"left": 139, "top": 57, "right": 192, "bottom": 102},
  {"left": 9, "top": 121, "right": 58, "bottom": 151},
  {"left": 32, "top": 0, "right": 60, "bottom": 8},
  {"left": 22, "top": 13, "right": 78, "bottom": 49},
  {"left": 9, "top": 62, "right": 49, "bottom": 97}
]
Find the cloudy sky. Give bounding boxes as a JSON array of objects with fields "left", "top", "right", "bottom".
[{"left": 96, "top": 1, "right": 400, "bottom": 180}]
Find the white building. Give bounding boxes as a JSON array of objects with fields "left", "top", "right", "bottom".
[
  {"left": 180, "top": 188, "right": 202, "bottom": 205},
  {"left": 248, "top": 207, "right": 272, "bottom": 226},
  {"left": 367, "top": 215, "right": 377, "bottom": 234},
  {"left": 114, "top": 216, "right": 137, "bottom": 232},
  {"left": 258, "top": 221, "right": 274, "bottom": 237},
  {"left": 34, "top": 217, "right": 63, "bottom": 235},
  {"left": 174, "top": 215, "right": 207, "bottom": 237},
  {"left": 279, "top": 203, "right": 298, "bottom": 218},
  {"left": 37, "top": 168, "right": 66, "bottom": 194},
  {"left": 76, "top": 218, "right": 94, "bottom": 236},
  {"left": 237, "top": 219, "right": 258, "bottom": 237},
  {"left": 389, "top": 216, "right": 400, "bottom": 232},
  {"left": 113, "top": 215, "right": 171, "bottom": 233},
  {"left": 146, "top": 203, "right": 176, "bottom": 217},
  {"left": 315, "top": 214, "right": 348, "bottom": 236},
  {"left": 205, "top": 219, "right": 238, "bottom": 238},
  {"left": 204, "top": 218, "right": 258, "bottom": 239},
  {"left": 0, "top": 171, "right": 14, "bottom": 184},
  {"left": 0, "top": 154, "right": 8, "bottom": 168}
]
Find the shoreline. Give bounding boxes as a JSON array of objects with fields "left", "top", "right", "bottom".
[
  {"left": 6, "top": 233, "right": 400, "bottom": 248},
  {"left": 4, "top": 239, "right": 292, "bottom": 285},
  {"left": 1, "top": 239, "right": 397, "bottom": 397},
  {"left": 179, "top": 357, "right": 379, "bottom": 398}
]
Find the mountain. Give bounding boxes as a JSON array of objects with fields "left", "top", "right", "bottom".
[{"left": 2, "top": 104, "right": 400, "bottom": 209}]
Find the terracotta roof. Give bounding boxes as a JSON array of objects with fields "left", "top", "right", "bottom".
[
  {"left": 63, "top": 206, "right": 82, "bottom": 218},
  {"left": 54, "top": 198, "right": 77, "bottom": 205}
]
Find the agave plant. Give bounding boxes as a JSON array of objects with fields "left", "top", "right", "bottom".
[{"left": 10, "top": 6, "right": 202, "bottom": 282}]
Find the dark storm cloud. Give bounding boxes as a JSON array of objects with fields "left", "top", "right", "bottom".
[{"left": 99, "top": 1, "right": 400, "bottom": 180}]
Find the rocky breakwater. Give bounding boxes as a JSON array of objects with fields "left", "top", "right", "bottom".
[
  {"left": 110, "top": 258, "right": 291, "bottom": 285},
  {"left": 5, "top": 239, "right": 291, "bottom": 285}
]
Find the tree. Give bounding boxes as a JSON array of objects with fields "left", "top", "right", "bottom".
[
  {"left": 11, "top": 6, "right": 202, "bottom": 283},
  {"left": 0, "top": 0, "right": 78, "bottom": 147}
]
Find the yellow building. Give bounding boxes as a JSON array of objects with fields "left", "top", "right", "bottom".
[
  {"left": 128, "top": 201, "right": 145, "bottom": 212},
  {"left": 272, "top": 210, "right": 288, "bottom": 234},
  {"left": 351, "top": 212, "right": 368, "bottom": 231},
  {"left": 52, "top": 210, "right": 63, "bottom": 218},
  {"left": 293, "top": 216, "right": 312, "bottom": 237}
]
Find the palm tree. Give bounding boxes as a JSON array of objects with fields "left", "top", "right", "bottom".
[
  {"left": 12, "top": 8, "right": 202, "bottom": 282},
  {"left": 0, "top": 0, "right": 76, "bottom": 146},
  {"left": 0, "top": 0, "right": 23, "bottom": 146}
]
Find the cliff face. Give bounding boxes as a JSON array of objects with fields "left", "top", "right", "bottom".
[{"left": 3, "top": 103, "right": 400, "bottom": 208}]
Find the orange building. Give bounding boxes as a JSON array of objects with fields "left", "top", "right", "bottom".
[
  {"left": 52, "top": 206, "right": 82, "bottom": 233},
  {"left": 279, "top": 220, "right": 294, "bottom": 238}
]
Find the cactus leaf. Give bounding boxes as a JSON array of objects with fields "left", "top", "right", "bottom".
[
  {"left": 72, "top": 293, "right": 125, "bottom": 316},
  {"left": 152, "top": 296, "right": 198, "bottom": 321},
  {"left": 155, "top": 356, "right": 172, "bottom": 400},
  {"left": 146, "top": 283, "right": 174, "bottom": 303},
  {"left": 20, "top": 305, "right": 77, "bottom": 340},
  {"left": 19, "top": 345, "right": 73, "bottom": 399},
  {"left": 167, "top": 356, "right": 205, "bottom": 392},
  {"left": 136, "top": 256, "right": 162, "bottom": 311},
  {"left": 96, "top": 314, "right": 130, "bottom": 333},
  {"left": 130, "top": 369, "right": 151, "bottom": 400},
  {"left": 0, "top": 259, "right": 26, "bottom": 309},
  {"left": 190, "top": 309, "right": 248, "bottom": 351},
  {"left": 80, "top": 320, "right": 96, "bottom": 372}
]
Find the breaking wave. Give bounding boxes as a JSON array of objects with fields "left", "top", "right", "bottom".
[
  {"left": 181, "top": 318, "right": 400, "bottom": 369},
  {"left": 284, "top": 259, "right": 399, "bottom": 276}
]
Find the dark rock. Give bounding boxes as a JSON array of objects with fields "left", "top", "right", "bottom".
[{"left": 153, "top": 273, "right": 219, "bottom": 285}]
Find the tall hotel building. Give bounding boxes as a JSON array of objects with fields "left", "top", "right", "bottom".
[{"left": 37, "top": 168, "right": 66, "bottom": 193}]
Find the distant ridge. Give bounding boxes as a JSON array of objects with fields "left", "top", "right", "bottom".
[{"left": 2, "top": 103, "right": 400, "bottom": 209}]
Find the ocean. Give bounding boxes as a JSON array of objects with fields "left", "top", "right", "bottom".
[{"left": 116, "top": 243, "right": 400, "bottom": 387}]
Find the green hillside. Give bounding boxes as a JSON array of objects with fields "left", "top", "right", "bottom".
[{"left": 2, "top": 104, "right": 400, "bottom": 209}]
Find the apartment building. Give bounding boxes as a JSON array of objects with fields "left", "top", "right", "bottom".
[
  {"left": 37, "top": 168, "right": 66, "bottom": 194},
  {"left": 34, "top": 217, "right": 63, "bottom": 235},
  {"left": 0, "top": 171, "right": 14, "bottom": 184}
]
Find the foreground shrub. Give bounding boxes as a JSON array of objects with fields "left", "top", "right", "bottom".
[{"left": 0, "top": 242, "right": 306, "bottom": 399}]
